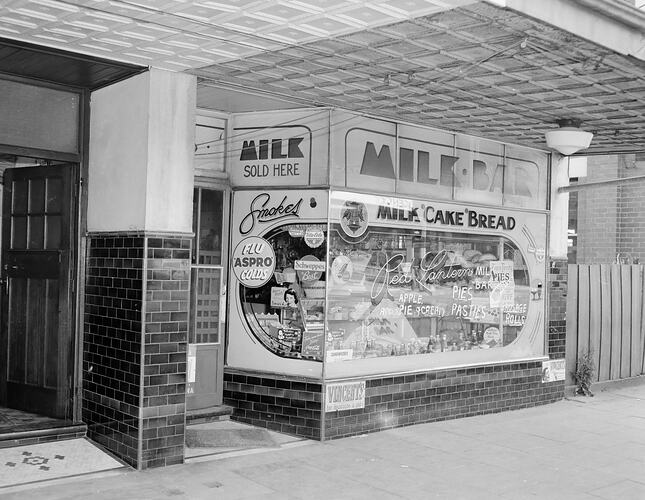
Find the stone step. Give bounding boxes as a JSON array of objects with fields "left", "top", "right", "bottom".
[
  {"left": 0, "top": 422, "right": 87, "bottom": 449},
  {"left": 186, "top": 405, "right": 234, "bottom": 425},
  {"left": 185, "top": 422, "right": 278, "bottom": 449}
]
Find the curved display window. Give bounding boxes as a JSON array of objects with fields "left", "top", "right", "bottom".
[
  {"left": 326, "top": 191, "right": 547, "bottom": 378},
  {"left": 239, "top": 223, "right": 327, "bottom": 361},
  {"left": 228, "top": 189, "right": 546, "bottom": 379},
  {"left": 327, "top": 229, "right": 530, "bottom": 355}
]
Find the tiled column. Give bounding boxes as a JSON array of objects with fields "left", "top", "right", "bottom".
[
  {"left": 548, "top": 258, "right": 568, "bottom": 360},
  {"left": 548, "top": 258, "right": 569, "bottom": 391},
  {"left": 83, "top": 234, "right": 144, "bottom": 467},
  {"left": 85, "top": 69, "right": 195, "bottom": 469},
  {"left": 141, "top": 235, "right": 191, "bottom": 468},
  {"left": 83, "top": 233, "right": 191, "bottom": 469}
]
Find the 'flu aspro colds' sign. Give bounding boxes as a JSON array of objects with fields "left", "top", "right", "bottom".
[{"left": 231, "top": 236, "right": 275, "bottom": 288}]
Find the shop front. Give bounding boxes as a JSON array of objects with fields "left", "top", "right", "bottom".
[{"left": 223, "top": 109, "right": 564, "bottom": 440}]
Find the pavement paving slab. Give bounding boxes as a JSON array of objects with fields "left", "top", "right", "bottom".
[{"left": 0, "top": 377, "right": 644, "bottom": 500}]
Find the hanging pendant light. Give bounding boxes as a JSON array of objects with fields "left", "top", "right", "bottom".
[{"left": 545, "top": 119, "right": 593, "bottom": 156}]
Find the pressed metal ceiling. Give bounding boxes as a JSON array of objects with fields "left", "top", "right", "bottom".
[{"left": 1, "top": 0, "right": 644, "bottom": 153}]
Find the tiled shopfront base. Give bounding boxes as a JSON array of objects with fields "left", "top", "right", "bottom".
[
  {"left": 325, "top": 361, "right": 564, "bottom": 440},
  {"left": 223, "top": 370, "right": 322, "bottom": 440},
  {"left": 83, "top": 232, "right": 191, "bottom": 469},
  {"left": 224, "top": 361, "right": 563, "bottom": 442}
]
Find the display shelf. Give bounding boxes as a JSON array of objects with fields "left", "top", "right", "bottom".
[{"left": 301, "top": 298, "right": 325, "bottom": 308}]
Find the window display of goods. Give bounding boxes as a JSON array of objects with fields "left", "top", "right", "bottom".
[
  {"left": 324, "top": 221, "right": 531, "bottom": 363},
  {"left": 238, "top": 222, "right": 327, "bottom": 361},
  {"left": 303, "top": 281, "right": 326, "bottom": 298}
]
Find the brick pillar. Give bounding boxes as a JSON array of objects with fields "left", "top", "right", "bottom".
[
  {"left": 141, "top": 235, "right": 191, "bottom": 468},
  {"left": 83, "top": 232, "right": 191, "bottom": 469},
  {"left": 547, "top": 258, "right": 568, "bottom": 360}
]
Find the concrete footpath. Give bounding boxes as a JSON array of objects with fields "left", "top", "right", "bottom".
[{"left": 2, "top": 379, "right": 645, "bottom": 500}]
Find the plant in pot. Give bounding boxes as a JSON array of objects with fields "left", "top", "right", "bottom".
[{"left": 574, "top": 350, "right": 595, "bottom": 397}]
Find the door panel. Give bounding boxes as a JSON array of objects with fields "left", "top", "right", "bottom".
[
  {"left": 187, "top": 187, "right": 227, "bottom": 411},
  {"left": 187, "top": 266, "right": 225, "bottom": 410},
  {"left": 1, "top": 165, "right": 75, "bottom": 419}
]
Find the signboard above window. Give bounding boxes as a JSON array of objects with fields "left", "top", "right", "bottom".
[
  {"left": 228, "top": 109, "right": 330, "bottom": 187},
  {"left": 227, "top": 109, "right": 549, "bottom": 210}
]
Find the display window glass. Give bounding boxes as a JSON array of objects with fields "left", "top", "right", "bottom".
[
  {"left": 228, "top": 189, "right": 546, "bottom": 379},
  {"left": 325, "top": 191, "right": 547, "bottom": 378},
  {"left": 238, "top": 223, "right": 327, "bottom": 361},
  {"left": 228, "top": 190, "right": 328, "bottom": 377}
]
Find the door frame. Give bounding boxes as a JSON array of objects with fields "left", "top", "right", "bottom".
[
  {"left": 187, "top": 180, "right": 231, "bottom": 409},
  {"left": 0, "top": 162, "right": 80, "bottom": 418},
  {"left": 0, "top": 86, "right": 87, "bottom": 422}
]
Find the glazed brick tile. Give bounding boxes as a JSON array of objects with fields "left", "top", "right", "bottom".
[
  {"left": 224, "top": 370, "right": 322, "bottom": 440},
  {"left": 84, "top": 234, "right": 143, "bottom": 468},
  {"left": 84, "top": 232, "right": 191, "bottom": 470},
  {"left": 323, "top": 361, "right": 564, "bottom": 441}
]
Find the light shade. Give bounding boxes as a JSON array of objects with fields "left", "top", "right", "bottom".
[{"left": 545, "top": 120, "right": 593, "bottom": 156}]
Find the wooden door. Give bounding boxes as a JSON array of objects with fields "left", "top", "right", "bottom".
[
  {"left": 186, "top": 188, "right": 227, "bottom": 410},
  {"left": 0, "top": 165, "right": 76, "bottom": 419}
]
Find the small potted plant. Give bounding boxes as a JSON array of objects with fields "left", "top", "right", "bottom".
[{"left": 574, "top": 350, "right": 595, "bottom": 397}]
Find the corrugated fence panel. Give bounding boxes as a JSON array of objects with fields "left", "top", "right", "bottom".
[
  {"left": 566, "top": 265, "right": 579, "bottom": 387},
  {"left": 577, "top": 265, "right": 590, "bottom": 359},
  {"left": 631, "top": 266, "right": 643, "bottom": 378},
  {"left": 610, "top": 265, "right": 623, "bottom": 380},
  {"left": 599, "top": 265, "right": 612, "bottom": 382},
  {"left": 588, "top": 265, "right": 601, "bottom": 381},
  {"left": 620, "top": 266, "right": 632, "bottom": 379},
  {"left": 643, "top": 267, "right": 645, "bottom": 373},
  {"left": 567, "top": 264, "right": 645, "bottom": 384},
  {"left": 643, "top": 266, "right": 645, "bottom": 374}
]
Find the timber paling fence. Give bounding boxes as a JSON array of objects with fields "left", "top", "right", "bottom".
[{"left": 566, "top": 264, "right": 645, "bottom": 386}]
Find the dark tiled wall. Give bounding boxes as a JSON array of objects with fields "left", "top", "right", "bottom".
[
  {"left": 141, "top": 236, "right": 191, "bottom": 469},
  {"left": 324, "top": 361, "right": 564, "bottom": 440},
  {"left": 548, "top": 259, "right": 568, "bottom": 359},
  {"left": 83, "top": 233, "right": 190, "bottom": 469},
  {"left": 223, "top": 369, "right": 322, "bottom": 439},
  {"left": 83, "top": 235, "right": 144, "bottom": 468},
  {"left": 224, "top": 362, "right": 564, "bottom": 442}
]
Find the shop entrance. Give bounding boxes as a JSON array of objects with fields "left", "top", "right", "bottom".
[
  {"left": 0, "top": 164, "right": 76, "bottom": 419},
  {"left": 187, "top": 187, "right": 228, "bottom": 410}
]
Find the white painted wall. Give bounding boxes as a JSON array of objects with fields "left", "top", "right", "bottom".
[
  {"left": 549, "top": 155, "right": 570, "bottom": 259},
  {"left": 88, "top": 72, "right": 149, "bottom": 232},
  {"left": 145, "top": 69, "right": 195, "bottom": 233},
  {"left": 88, "top": 69, "right": 195, "bottom": 233}
]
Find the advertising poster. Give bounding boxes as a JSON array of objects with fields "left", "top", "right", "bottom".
[
  {"left": 325, "top": 381, "right": 366, "bottom": 412},
  {"left": 542, "top": 359, "right": 566, "bottom": 383},
  {"left": 228, "top": 189, "right": 328, "bottom": 377}
]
